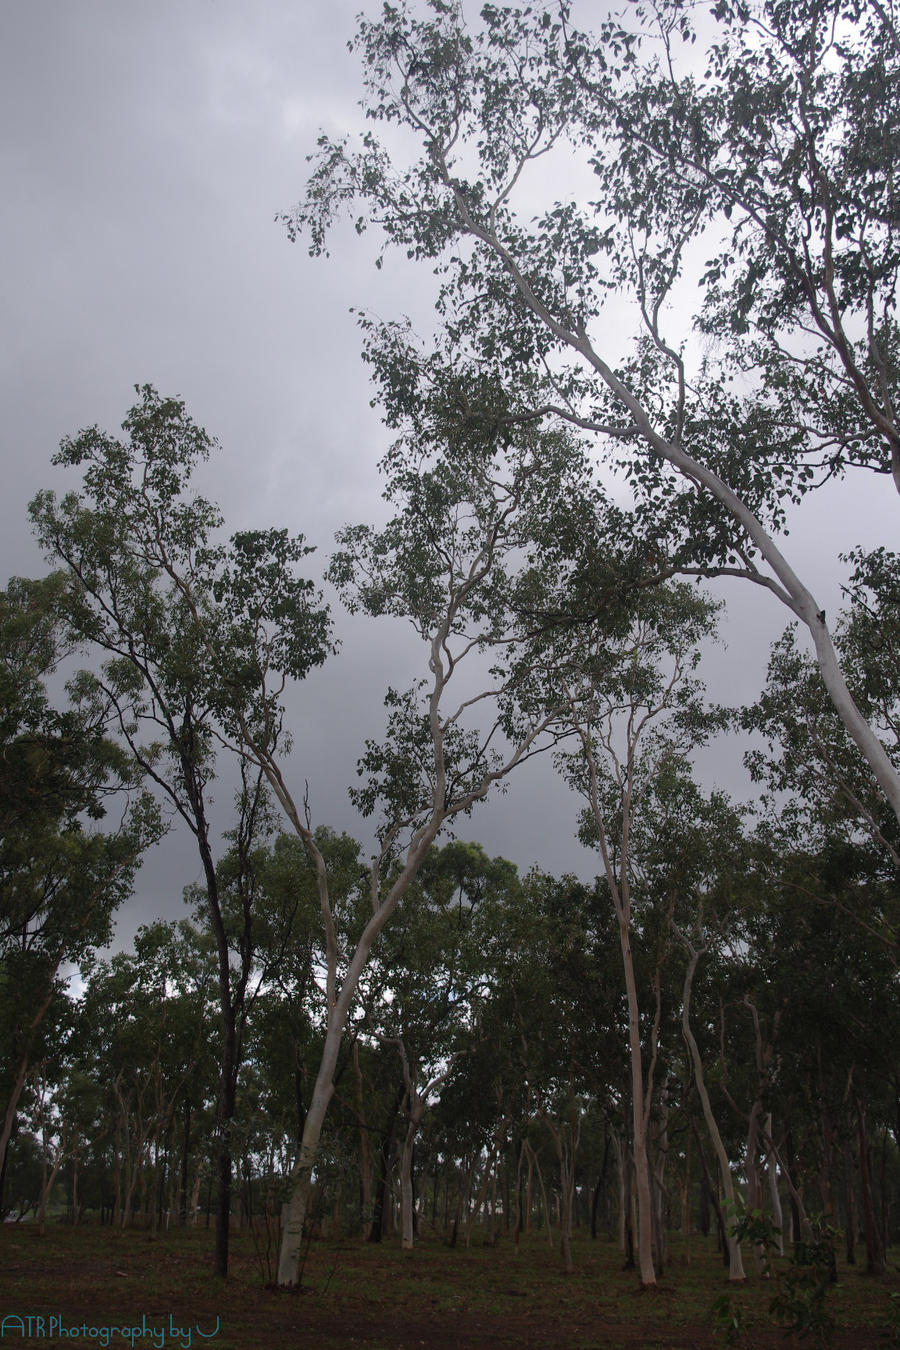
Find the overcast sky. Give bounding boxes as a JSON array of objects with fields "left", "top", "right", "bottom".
[{"left": 2, "top": 2, "right": 895, "bottom": 951}]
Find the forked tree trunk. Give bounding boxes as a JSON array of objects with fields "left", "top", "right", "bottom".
[{"left": 524, "top": 1139, "right": 554, "bottom": 1249}]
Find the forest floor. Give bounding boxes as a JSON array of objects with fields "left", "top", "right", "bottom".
[{"left": 1, "top": 1221, "right": 898, "bottom": 1350}]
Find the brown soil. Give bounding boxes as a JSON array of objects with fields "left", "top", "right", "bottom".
[{"left": 0, "top": 1224, "right": 895, "bottom": 1350}]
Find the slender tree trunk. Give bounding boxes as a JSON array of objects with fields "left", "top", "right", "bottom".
[
  {"left": 369, "top": 1080, "right": 405, "bottom": 1245},
  {"left": 465, "top": 1126, "right": 507, "bottom": 1247},
  {"left": 681, "top": 945, "right": 745, "bottom": 1280},
  {"left": 855, "top": 1095, "right": 885, "bottom": 1275},
  {"left": 38, "top": 1150, "right": 66, "bottom": 1235},
  {"left": 524, "top": 1140, "right": 554, "bottom": 1249},
  {"left": 591, "top": 1130, "right": 609, "bottom": 1242},
  {"left": 180, "top": 1099, "right": 191, "bottom": 1225},
  {"left": 0, "top": 983, "right": 57, "bottom": 1187},
  {"left": 611, "top": 1130, "right": 629, "bottom": 1259},
  {"left": 843, "top": 1141, "right": 857, "bottom": 1266},
  {"left": 540, "top": 1104, "right": 580, "bottom": 1274},
  {"left": 816, "top": 1092, "right": 838, "bottom": 1281},
  {"left": 275, "top": 817, "right": 452, "bottom": 1285},
  {"left": 692, "top": 1121, "right": 729, "bottom": 1267},
  {"left": 619, "top": 916, "right": 656, "bottom": 1285},
  {"left": 698, "top": 1155, "right": 710, "bottom": 1239},
  {"left": 514, "top": 1137, "right": 527, "bottom": 1252},
  {"left": 524, "top": 1142, "right": 534, "bottom": 1235},
  {"left": 622, "top": 1147, "right": 635, "bottom": 1269},
  {"left": 190, "top": 1159, "right": 204, "bottom": 1227},
  {"left": 277, "top": 1027, "right": 344, "bottom": 1281},
  {"left": 680, "top": 1142, "right": 692, "bottom": 1264},
  {"left": 400, "top": 1114, "right": 421, "bottom": 1251},
  {"left": 651, "top": 1080, "right": 669, "bottom": 1276},
  {"left": 764, "top": 1115, "right": 784, "bottom": 1257},
  {"left": 449, "top": 1154, "right": 475, "bottom": 1248},
  {"left": 209, "top": 895, "right": 237, "bottom": 1280},
  {"left": 744, "top": 1101, "right": 765, "bottom": 1273},
  {"left": 352, "top": 1041, "right": 373, "bottom": 1239}
]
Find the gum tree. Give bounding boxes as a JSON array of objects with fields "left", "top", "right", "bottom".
[
  {"left": 523, "top": 578, "right": 724, "bottom": 1284},
  {"left": 744, "top": 547, "right": 900, "bottom": 879},
  {"left": 30, "top": 387, "right": 331, "bottom": 1276},
  {"left": 272, "top": 422, "right": 584, "bottom": 1284},
  {"left": 0, "top": 573, "right": 160, "bottom": 1199},
  {"left": 286, "top": 0, "right": 900, "bottom": 825}
]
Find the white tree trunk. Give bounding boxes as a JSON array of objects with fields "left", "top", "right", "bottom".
[
  {"left": 276, "top": 1025, "right": 339, "bottom": 1284},
  {"left": 457, "top": 199, "right": 900, "bottom": 826}
]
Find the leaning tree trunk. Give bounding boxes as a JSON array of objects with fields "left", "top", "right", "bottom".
[{"left": 276, "top": 1022, "right": 343, "bottom": 1283}]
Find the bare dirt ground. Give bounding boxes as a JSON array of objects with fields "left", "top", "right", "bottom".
[{"left": 1, "top": 1223, "right": 896, "bottom": 1349}]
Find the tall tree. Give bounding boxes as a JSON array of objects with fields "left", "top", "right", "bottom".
[
  {"left": 0, "top": 573, "right": 160, "bottom": 1201},
  {"left": 272, "top": 423, "right": 580, "bottom": 1284},
  {"left": 29, "top": 386, "right": 331, "bottom": 1276},
  {"left": 287, "top": 0, "right": 900, "bottom": 823},
  {"left": 744, "top": 547, "right": 900, "bottom": 885},
  {"left": 536, "top": 581, "right": 724, "bottom": 1284}
]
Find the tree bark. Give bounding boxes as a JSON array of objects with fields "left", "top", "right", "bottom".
[
  {"left": 400, "top": 1117, "right": 420, "bottom": 1250},
  {"left": 618, "top": 917, "right": 656, "bottom": 1285},
  {"left": 681, "top": 945, "right": 745, "bottom": 1281},
  {"left": 179, "top": 1099, "right": 191, "bottom": 1226},
  {"left": 352, "top": 1041, "right": 373, "bottom": 1239},
  {"left": 277, "top": 1021, "right": 348, "bottom": 1281},
  {"left": 855, "top": 1094, "right": 885, "bottom": 1275},
  {"left": 475, "top": 200, "right": 900, "bottom": 823},
  {"left": 843, "top": 1140, "right": 857, "bottom": 1266},
  {"left": 764, "top": 1114, "right": 784, "bottom": 1257}
]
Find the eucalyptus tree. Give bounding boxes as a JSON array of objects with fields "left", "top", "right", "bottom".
[
  {"left": 287, "top": 0, "right": 900, "bottom": 825},
  {"left": 745, "top": 547, "right": 900, "bottom": 891},
  {"left": 75, "top": 920, "right": 219, "bottom": 1230},
  {"left": 360, "top": 841, "right": 511, "bottom": 1249},
  {"left": 0, "top": 572, "right": 160, "bottom": 1203},
  {"left": 735, "top": 833, "right": 900, "bottom": 1274},
  {"left": 646, "top": 778, "right": 752, "bottom": 1281},
  {"left": 271, "top": 423, "right": 580, "bottom": 1284},
  {"left": 501, "top": 870, "right": 623, "bottom": 1273},
  {"left": 29, "top": 386, "right": 331, "bottom": 1276},
  {"left": 519, "top": 579, "right": 725, "bottom": 1284}
]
